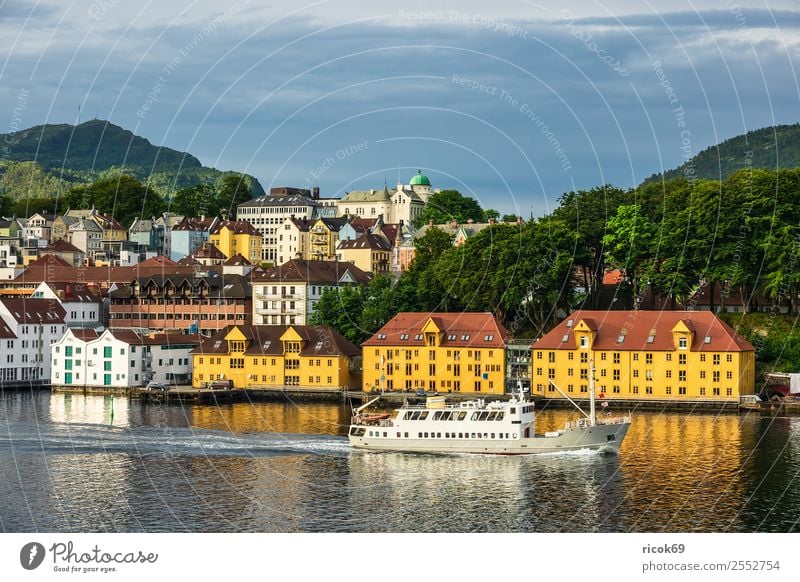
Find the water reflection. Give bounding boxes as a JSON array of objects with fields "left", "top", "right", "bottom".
[{"left": 1, "top": 392, "right": 800, "bottom": 532}]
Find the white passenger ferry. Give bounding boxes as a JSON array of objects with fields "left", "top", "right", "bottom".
[{"left": 349, "top": 382, "right": 631, "bottom": 455}]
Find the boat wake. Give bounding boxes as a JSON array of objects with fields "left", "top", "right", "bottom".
[{"left": 0, "top": 422, "right": 350, "bottom": 457}]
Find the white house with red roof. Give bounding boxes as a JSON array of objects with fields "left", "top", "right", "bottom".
[{"left": 0, "top": 297, "right": 67, "bottom": 383}]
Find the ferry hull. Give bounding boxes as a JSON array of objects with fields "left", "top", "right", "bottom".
[{"left": 349, "top": 420, "right": 629, "bottom": 455}]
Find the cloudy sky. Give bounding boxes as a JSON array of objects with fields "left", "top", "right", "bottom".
[{"left": 2, "top": 0, "right": 798, "bottom": 215}]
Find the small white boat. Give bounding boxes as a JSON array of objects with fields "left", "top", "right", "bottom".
[{"left": 349, "top": 367, "right": 631, "bottom": 455}]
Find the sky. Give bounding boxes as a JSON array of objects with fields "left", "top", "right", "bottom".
[{"left": 1, "top": 0, "right": 799, "bottom": 216}]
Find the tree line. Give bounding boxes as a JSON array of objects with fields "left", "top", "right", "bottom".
[{"left": 312, "top": 167, "right": 800, "bottom": 345}]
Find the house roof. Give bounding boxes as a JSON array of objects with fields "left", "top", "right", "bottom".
[
  {"left": 176, "top": 256, "right": 202, "bottom": 266},
  {"left": 0, "top": 298, "right": 66, "bottom": 323},
  {"left": 138, "top": 256, "right": 178, "bottom": 267},
  {"left": 191, "top": 242, "right": 226, "bottom": 260},
  {"left": 533, "top": 310, "right": 754, "bottom": 352},
  {"left": 251, "top": 259, "right": 371, "bottom": 285},
  {"left": 28, "top": 254, "right": 72, "bottom": 268},
  {"left": 337, "top": 233, "right": 392, "bottom": 251},
  {"left": 340, "top": 188, "right": 392, "bottom": 203},
  {"left": 210, "top": 220, "right": 261, "bottom": 237},
  {"left": 69, "top": 328, "right": 101, "bottom": 341},
  {"left": 363, "top": 312, "right": 511, "bottom": 348},
  {"left": 192, "top": 325, "right": 359, "bottom": 356},
  {"left": 237, "top": 194, "right": 320, "bottom": 208},
  {"left": 44, "top": 239, "right": 84, "bottom": 254},
  {"left": 11, "top": 264, "right": 216, "bottom": 287},
  {"left": 107, "top": 272, "right": 251, "bottom": 300},
  {"left": 223, "top": 253, "right": 252, "bottom": 266},
  {"left": 41, "top": 282, "right": 102, "bottom": 303},
  {"left": 107, "top": 330, "right": 202, "bottom": 346},
  {"left": 94, "top": 214, "right": 126, "bottom": 231},
  {"left": 0, "top": 318, "right": 16, "bottom": 339},
  {"left": 172, "top": 216, "right": 217, "bottom": 231}
]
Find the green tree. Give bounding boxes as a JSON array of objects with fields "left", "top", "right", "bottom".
[
  {"left": 602, "top": 204, "right": 657, "bottom": 307},
  {"left": 485, "top": 208, "right": 500, "bottom": 221},
  {"left": 501, "top": 214, "right": 519, "bottom": 223},
  {"left": 68, "top": 175, "right": 164, "bottom": 225},
  {"left": 217, "top": 174, "right": 252, "bottom": 217},
  {"left": 170, "top": 184, "right": 218, "bottom": 217},
  {"left": 412, "top": 189, "right": 486, "bottom": 228}
]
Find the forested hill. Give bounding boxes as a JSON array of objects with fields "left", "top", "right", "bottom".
[
  {"left": 644, "top": 124, "right": 800, "bottom": 183},
  {"left": 0, "top": 119, "right": 264, "bottom": 198}
]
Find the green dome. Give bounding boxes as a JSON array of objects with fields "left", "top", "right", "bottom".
[{"left": 409, "top": 170, "right": 430, "bottom": 186}]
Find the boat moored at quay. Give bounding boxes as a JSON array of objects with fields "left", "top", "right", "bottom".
[{"left": 348, "top": 382, "right": 631, "bottom": 455}]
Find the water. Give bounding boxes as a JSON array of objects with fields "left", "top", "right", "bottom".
[{"left": 1, "top": 391, "right": 799, "bottom": 532}]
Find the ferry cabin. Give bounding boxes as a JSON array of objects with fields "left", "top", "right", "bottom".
[{"left": 350, "top": 400, "right": 537, "bottom": 441}]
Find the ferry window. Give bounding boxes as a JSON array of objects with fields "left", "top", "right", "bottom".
[
  {"left": 424, "top": 432, "right": 429, "bottom": 438},
  {"left": 419, "top": 412, "right": 429, "bottom": 420},
  {"left": 404, "top": 433, "right": 409, "bottom": 438},
  {"left": 476, "top": 433, "right": 481, "bottom": 439},
  {"left": 458, "top": 433, "right": 463, "bottom": 438},
  {"left": 491, "top": 433, "right": 495, "bottom": 439},
  {"left": 418, "top": 433, "right": 422, "bottom": 438},
  {"left": 471, "top": 433, "right": 476, "bottom": 438},
  {"left": 510, "top": 408, "right": 516, "bottom": 414},
  {"left": 479, "top": 412, "right": 489, "bottom": 421},
  {"left": 484, "top": 433, "right": 488, "bottom": 439},
  {"left": 495, "top": 413, "right": 504, "bottom": 421},
  {"left": 471, "top": 412, "right": 480, "bottom": 421},
  {"left": 487, "top": 412, "right": 497, "bottom": 421},
  {"left": 457, "top": 411, "right": 467, "bottom": 420},
  {"left": 383, "top": 432, "right": 387, "bottom": 437},
  {"left": 436, "top": 433, "right": 441, "bottom": 438},
  {"left": 433, "top": 411, "right": 442, "bottom": 420},
  {"left": 396, "top": 433, "right": 401, "bottom": 438}
]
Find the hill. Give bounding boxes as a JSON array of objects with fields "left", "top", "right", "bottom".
[
  {"left": 644, "top": 123, "right": 800, "bottom": 183},
  {"left": 0, "top": 119, "right": 264, "bottom": 199}
]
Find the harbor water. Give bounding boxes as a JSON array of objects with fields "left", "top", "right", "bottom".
[{"left": 1, "top": 391, "right": 799, "bottom": 532}]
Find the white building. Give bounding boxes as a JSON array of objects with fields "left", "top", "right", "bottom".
[
  {"left": 32, "top": 281, "right": 103, "bottom": 328},
  {"left": 0, "top": 297, "right": 67, "bottom": 383},
  {"left": 336, "top": 172, "right": 434, "bottom": 225},
  {"left": 236, "top": 187, "right": 322, "bottom": 263},
  {"left": 51, "top": 328, "right": 201, "bottom": 389},
  {"left": 250, "top": 259, "right": 371, "bottom": 325}
]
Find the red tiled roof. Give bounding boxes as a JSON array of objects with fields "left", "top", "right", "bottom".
[
  {"left": 191, "top": 325, "right": 359, "bottom": 356},
  {"left": 223, "top": 253, "right": 252, "bottom": 266},
  {"left": 191, "top": 242, "right": 226, "bottom": 260},
  {"left": 42, "top": 282, "right": 102, "bottom": 303},
  {"left": 533, "top": 310, "right": 754, "bottom": 352},
  {"left": 138, "top": 256, "right": 178, "bottom": 267},
  {"left": 252, "top": 259, "right": 371, "bottom": 284},
  {"left": 0, "top": 298, "right": 66, "bottom": 323},
  {"left": 0, "top": 319, "right": 16, "bottom": 339},
  {"left": 69, "top": 329, "right": 101, "bottom": 341},
  {"left": 108, "top": 330, "right": 202, "bottom": 346},
  {"left": 44, "top": 239, "right": 84, "bottom": 254},
  {"left": 172, "top": 216, "right": 217, "bottom": 231},
  {"left": 362, "top": 312, "right": 510, "bottom": 348},
  {"left": 28, "top": 254, "right": 72, "bottom": 267},
  {"left": 12, "top": 265, "right": 214, "bottom": 286}
]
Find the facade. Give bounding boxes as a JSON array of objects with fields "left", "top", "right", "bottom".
[
  {"left": 308, "top": 217, "right": 348, "bottom": 261},
  {"left": 41, "top": 239, "right": 86, "bottom": 267},
  {"left": 251, "top": 259, "right": 371, "bottom": 326},
  {"left": 337, "top": 172, "right": 432, "bottom": 225},
  {"left": 0, "top": 297, "right": 67, "bottom": 382},
  {"left": 362, "top": 312, "right": 511, "bottom": 394},
  {"left": 51, "top": 328, "right": 201, "bottom": 389},
  {"left": 189, "top": 242, "right": 226, "bottom": 266},
  {"left": 191, "top": 324, "right": 360, "bottom": 389},
  {"left": 67, "top": 217, "right": 103, "bottom": 259},
  {"left": 108, "top": 272, "right": 251, "bottom": 336},
  {"left": 209, "top": 220, "right": 263, "bottom": 262},
  {"left": 170, "top": 216, "right": 219, "bottom": 261},
  {"left": 531, "top": 310, "right": 756, "bottom": 403},
  {"left": 236, "top": 187, "right": 322, "bottom": 263},
  {"left": 276, "top": 217, "right": 312, "bottom": 265},
  {"left": 336, "top": 233, "right": 392, "bottom": 273}
]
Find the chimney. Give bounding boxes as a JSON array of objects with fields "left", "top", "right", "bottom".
[
  {"left": 450, "top": 219, "right": 457, "bottom": 228},
  {"left": 489, "top": 218, "right": 496, "bottom": 225},
  {"left": 312, "top": 187, "right": 320, "bottom": 199},
  {"left": 516, "top": 216, "right": 522, "bottom": 224},
  {"left": 467, "top": 218, "right": 474, "bottom": 224},
  {"left": 428, "top": 219, "right": 434, "bottom": 226}
]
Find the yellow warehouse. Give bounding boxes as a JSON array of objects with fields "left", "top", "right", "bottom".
[
  {"left": 362, "top": 312, "right": 510, "bottom": 394},
  {"left": 192, "top": 324, "right": 361, "bottom": 389},
  {"left": 531, "top": 310, "right": 755, "bottom": 403}
]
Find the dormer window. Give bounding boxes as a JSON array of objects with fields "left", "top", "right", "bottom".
[
  {"left": 678, "top": 337, "right": 688, "bottom": 349},
  {"left": 580, "top": 336, "right": 588, "bottom": 348}
]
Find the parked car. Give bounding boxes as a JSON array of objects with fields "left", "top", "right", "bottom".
[
  {"left": 209, "top": 379, "right": 233, "bottom": 390},
  {"left": 415, "top": 389, "right": 426, "bottom": 397},
  {"left": 146, "top": 381, "right": 167, "bottom": 392}
]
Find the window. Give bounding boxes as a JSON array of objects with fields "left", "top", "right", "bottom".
[
  {"left": 580, "top": 353, "right": 588, "bottom": 363},
  {"left": 613, "top": 353, "right": 620, "bottom": 364},
  {"left": 645, "top": 353, "right": 653, "bottom": 364},
  {"left": 679, "top": 387, "right": 687, "bottom": 395},
  {"left": 613, "top": 369, "right": 620, "bottom": 381},
  {"left": 713, "top": 354, "right": 720, "bottom": 365},
  {"left": 580, "top": 336, "right": 588, "bottom": 348},
  {"left": 727, "top": 354, "right": 733, "bottom": 362},
  {"left": 548, "top": 351, "right": 555, "bottom": 363},
  {"left": 679, "top": 354, "right": 687, "bottom": 365},
  {"left": 713, "top": 371, "right": 720, "bottom": 382},
  {"left": 600, "top": 352, "right": 607, "bottom": 361},
  {"left": 678, "top": 337, "right": 688, "bottom": 349}
]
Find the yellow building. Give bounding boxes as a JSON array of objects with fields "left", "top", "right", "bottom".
[
  {"left": 191, "top": 324, "right": 361, "bottom": 389},
  {"left": 308, "top": 218, "right": 348, "bottom": 261},
  {"left": 209, "top": 220, "right": 263, "bottom": 263},
  {"left": 362, "top": 312, "right": 510, "bottom": 394},
  {"left": 531, "top": 310, "right": 756, "bottom": 403},
  {"left": 336, "top": 233, "right": 392, "bottom": 273}
]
